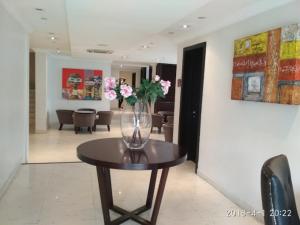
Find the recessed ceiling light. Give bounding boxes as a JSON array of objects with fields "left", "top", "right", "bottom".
[
  {"left": 56, "top": 49, "right": 61, "bottom": 54},
  {"left": 142, "top": 45, "right": 148, "bottom": 49},
  {"left": 35, "top": 8, "right": 44, "bottom": 11},
  {"left": 50, "top": 36, "right": 56, "bottom": 41},
  {"left": 182, "top": 24, "right": 190, "bottom": 29},
  {"left": 97, "top": 44, "right": 108, "bottom": 47},
  {"left": 87, "top": 49, "right": 114, "bottom": 54},
  {"left": 197, "top": 16, "right": 206, "bottom": 19}
]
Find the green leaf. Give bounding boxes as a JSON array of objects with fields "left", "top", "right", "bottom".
[
  {"left": 134, "top": 78, "right": 167, "bottom": 103},
  {"left": 125, "top": 95, "right": 138, "bottom": 106}
]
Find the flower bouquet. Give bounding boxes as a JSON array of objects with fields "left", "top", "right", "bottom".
[{"left": 104, "top": 75, "right": 171, "bottom": 149}]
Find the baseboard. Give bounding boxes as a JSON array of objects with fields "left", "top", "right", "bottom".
[
  {"left": 197, "top": 170, "right": 264, "bottom": 223},
  {"left": 0, "top": 160, "right": 22, "bottom": 200}
]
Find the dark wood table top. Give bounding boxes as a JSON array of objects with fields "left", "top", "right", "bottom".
[{"left": 77, "top": 138, "right": 186, "bottom": 170}]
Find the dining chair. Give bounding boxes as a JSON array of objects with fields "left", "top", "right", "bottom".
[
  {"left": 77, "top": 108, "right": 96, "bottom": 113},
  {"left": 151, "top": 114, "right": 163, "bottom": 133},
  {"left": 56, "top": 109, "right": 74, "bottom": 130},
  {"left": 261, "top": 154, "right": 300, "bottom": 225},
  {"left": 166, "top": 116, "right": 174, "bottom": 125},
  {"left": 163, "top": 124, "right": 173, "bottom": 142},
  {"left": 73, "top": 112, "right": 96, "bottom": 134},
  {"left": 93, "top": 111, "right": 113, "bottom": 131}
]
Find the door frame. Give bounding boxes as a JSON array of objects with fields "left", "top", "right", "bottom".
[{"left": 178, "top": 42, "right": 206, "bottom": 172}]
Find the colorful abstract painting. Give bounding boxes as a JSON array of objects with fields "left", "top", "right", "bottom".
[
  {"left": 62, "top": 68, "right": 103, "bottom": 100},
  {"left": 231, "top": 24, "right": 300, "bottom": 104}
]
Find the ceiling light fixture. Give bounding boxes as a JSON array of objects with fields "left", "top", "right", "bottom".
[
  {"left": 121, "top": 55, "right": 128, "bottom": 59},
  {"left": 142, "top": 45, "right": 148, "bottom": 49},
  {"left": 97, "top": 44, "right": 108, "bottom": 47},
  {"left": 50, "top": 36, "right": 56, "bottom": 41},
  {"left": 120, "top": 64, "right": 123, "bottom": 68},
  {"left": 56, "top": 49, "right": 61, "bottom": 54},
  {"left": 86, "top": 49, "right": 113, "bottom": 54},
  {"left": 182, "top": 24, "right": 190, "bottom": 29}
]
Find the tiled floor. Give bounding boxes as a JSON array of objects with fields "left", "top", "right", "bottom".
[
  {"left": 0, "top": 162, "right": 261, "bottom": 225},
  {"left": 29, "top": 111, "right": 164, "bottom": 163}
]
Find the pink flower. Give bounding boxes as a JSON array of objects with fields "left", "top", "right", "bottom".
[
  {"left": 154, "top": 75, "right": 160, "bottom": 82},
  {"left": 160, "top": 80, "right": 171, "bottom": 95},
  {"left": 120, "top": 84, "right": 133, "bottom": 98},
  {"left": 104, "top": 90, "right": 117, "bottom": 100},
  {"left": 104, "top": 77, "right": 116, "bottom": 91}
]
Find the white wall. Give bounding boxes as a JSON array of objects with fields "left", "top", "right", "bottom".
[
  {"left": 35, "top": 52, "right": 48, "bottom": 132},
  {"left": 47, "top": 55, "right": 111, "bottom": 127},
  {"left": 0, "top": 3, "right": 29, "bottom": 194},
  {"left": 174, "top": 0, "right": 300, "bottom": 217}
]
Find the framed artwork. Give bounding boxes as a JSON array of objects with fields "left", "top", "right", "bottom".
[
  {"left": 62, "top": 68, "right": 103, "bottom": 100},
  {"left": 231, "top": 24, "right": 300, "bottom": 104}
]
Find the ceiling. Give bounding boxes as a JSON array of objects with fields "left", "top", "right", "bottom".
[{"left": 0, "top": 0, "right": 295, "bottom": 64}]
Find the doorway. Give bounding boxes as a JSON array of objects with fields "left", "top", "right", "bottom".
[{"left": 178, "top": 42, "right": 206, "bottom": 172}]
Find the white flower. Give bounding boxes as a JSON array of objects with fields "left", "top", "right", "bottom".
[
  {"left": 104, "top": 77, "right": 116, "bottom": 91},
  {"left": 120, "top": 84, "right": 133, "bottom": 98},
  {"left": 160, "top": 80, "right": 171, "bottom": 95},
  {"left": 162, "top": 86, "right": 170, "bottom": 95},
  {"left": 104, "top": 90, "right": 117, "bottom": 100},
  {"left": 154, "top": 75, "right": 160, "bottom": 82}
]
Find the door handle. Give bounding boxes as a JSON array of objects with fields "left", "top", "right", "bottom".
[{"left": 192, "top": 111, "right": 197, "bottom": 118}]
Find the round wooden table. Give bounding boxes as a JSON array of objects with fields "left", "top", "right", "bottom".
[{"left": 77, "top": 138, "right": 186, "bottom": 225}]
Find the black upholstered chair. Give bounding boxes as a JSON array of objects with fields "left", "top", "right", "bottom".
[{"left": 261, "top": 154, "right": 300, "bottom": 225}]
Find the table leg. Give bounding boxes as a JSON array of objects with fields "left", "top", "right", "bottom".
[
  {"left": 146, "top": 169, "right": 158, "bottom": 208},
  {"left": 151, "top": 168, "right": 169, "bottom": 225},
  {"left": 96, "top": 167, "right": 169, "bottom": 225},
  {"left": 97, "top": 166, "right": 113, "bottom": 225}
]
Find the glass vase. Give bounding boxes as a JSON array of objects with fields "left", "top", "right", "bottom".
[{"left": 121, "top": 99, "right": 152, "bottom": 150}]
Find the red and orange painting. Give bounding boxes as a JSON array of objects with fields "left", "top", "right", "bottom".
[
  {"left": 62, "top": 68, "right": 103, "bottom": 100},
  {"left": 231, "top": 24, "right": 300, "bottom": 104}
]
